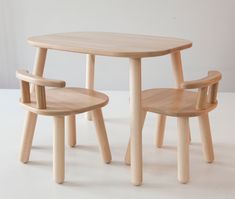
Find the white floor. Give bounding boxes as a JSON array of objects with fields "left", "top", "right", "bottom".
[{"left": 0, "top": 90, "right": 234, "bottom": 199}]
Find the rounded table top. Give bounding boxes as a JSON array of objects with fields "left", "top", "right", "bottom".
[{"left": 28, "top": 32, "right": 192, "bottom": 58}]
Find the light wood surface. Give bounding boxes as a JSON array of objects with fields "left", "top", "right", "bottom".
[
  {"left": 26, "top": 33, "right": 192, "bottom": 186},
  {"left": 92, "top": 108, "right": 112, "bottom": 163},
  {"left": 142, "top": 70, "right": 221, "bottom": 183},
  {"left": 129, "top": 58, "right": 142, "bottom": 185},
  {"left": 177, "top": 117, "right": 190, "bottom": 183},
  {"left": 53, "top": 116, "right": 65, "bottom": 184},
  {"left": 181, "top": 71, "right": 222, "bottom": 89},
  {"left": 196, "top": 87, "right": 208, "bottom": 110},
  {"left": 21, "top": 48, "right": 47, "bottom": 163},
  {"left": 16, "top": 69, "right": 66, "bottom": 88},
  {"left": 20, "top": 81, "right": 30, "bottom": 103},
  {"left": 155, "top": 114, "right": 166, "bottom": 148},
  {"left": 154, "top": 51, "right": 185, "bottom": 149},
  {"left": 86, "top": 54, "right": 95, "bottom": 120},
  {"left": 142, "top": 88, "right": 217, "bottom": 117},
  {"left": 35, "top": 85, "right": 46, "bottom": 109},
  {"left": 125, "top": 111, "right": 147, "bottom": 165},
  {"left": 171, "top": 51, "right": 184, "bottom": 88},
  {"left": 28, "top": 32, "right": 192, "bottom": 58},
  {"left": 66, "top": 115, "right": 76, "bottom": 147},
  {"left": 208, "top": 83, "right": 219, "bottom": 104},
  {"left": 198, "top": 114, "right": 214, "bottom": 163},
  {"left": 19, "top": 87, "right": 109, "bottom": 116},
  {"left": 20, "top": 112, "right": 37, "bottom": 163}
]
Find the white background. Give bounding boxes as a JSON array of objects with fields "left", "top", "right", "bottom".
[{"left": 0, "top": 0, "right": 234, "bottom": 91}]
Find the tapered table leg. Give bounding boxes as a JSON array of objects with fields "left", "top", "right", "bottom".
[
  {"left": 171, "top": 51, "right": 192, "bottom": 142},
  {"left": 129, "top": 58, "right": 142, "bottom": 186},
  {"left": 85, "top": 54, "right": 95, "bottom": 121},
  {"left": 125, "top": 111, "right": 147, "bottom": 165}
]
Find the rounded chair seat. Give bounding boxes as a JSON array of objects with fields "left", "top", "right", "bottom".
[
  {"left": 20, "top": 87, "right": 109, "bottom": 116},
  {"left": 142, "top": 88, "right": 217, "bottom": 117}
]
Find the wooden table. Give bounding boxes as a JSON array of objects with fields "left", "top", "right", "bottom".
[{"left": 27, "top": 32, "right": 192, "bottom": 185}]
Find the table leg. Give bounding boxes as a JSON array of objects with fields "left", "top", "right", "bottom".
[
  {"left": 85, "top": 54, "right": 95, "bottom": 121},
  {"left": 171, "top": 51, "right": 191, "bottom": 143},
  {"left": 129, "top": 58, "right": 142, "bottom": 186},
  {"left": 171, "top": 51, "right": 184, "bottom": 87},
  {"left": 20, "top": 48, "right": 47, "bottom": 162},
  {"left": 155, "top": 51, "right": 185, "bottom": 147}
]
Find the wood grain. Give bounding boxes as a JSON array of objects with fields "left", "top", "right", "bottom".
[
  {"left": 28, "top": 32, "right": 192, "bottom": 58},
  {"left": 142, "top": 88, "right": 217, "bottom": 117},
  {"left": 20, "top": 87, "right": 109, "bottom": 116}
]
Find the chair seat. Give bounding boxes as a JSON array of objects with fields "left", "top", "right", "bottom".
[
  {"left": 20, "top": 87, "right": 109, "bottom": 116},
  {"left": 142, "top": 88, "right": 217, "bottom": 117}
]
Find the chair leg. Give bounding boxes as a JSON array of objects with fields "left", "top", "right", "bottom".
[
  {"left": 177, "top": 117, "right": 190, "bottom": 184},
  {"left": 155, "top": 114, "right": 166, "bottom": 148},
  {"left": 66, "top": 115, "right": 76, "bottom": 147},
  {"left": 92, "top": 108, "right": 112, "bottom": 164},
  {"left": 184, "top": 118, "right": 191, "bottom": 144},
  {"left": 198, "top": 113, "right": 214, "bottom": 163},
  {"left": 53, "top": 116, "right": 65, "bottom": 184},
  {"left": 20, "top": 112, "right": 37, "bottom": 163},
  {"left": 124, "top": 111, "right": 147, "bottom": 165}
]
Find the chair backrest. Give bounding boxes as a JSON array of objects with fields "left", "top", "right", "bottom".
[
  {"left": 16, "top": 69, "right": 66, "bottom": 109},
  {"left": 180, "top": 71, "right": 222, "bottom": 110}
]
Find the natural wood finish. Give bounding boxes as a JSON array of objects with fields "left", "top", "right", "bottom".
[
  {"left": 129, "top": 58, "right": 142, "bottom": 185},
  {"left": 196, "top": 87, "right": 208, "bottom": 110},
  {"left": 28, "top": 32, "right": 192, "bottom": 58},
  {"left": 142, "top": 88, "right": 217, "bottom": 117},
  {"left": 92, "top": 108, "right": 112, "bottom": 163},
  {"left": 86, "top": 54, "right": 95, "bottom": 121},
  {"left": 177, "top": 117, "right": 190, "bottom": 184},
  {"left": 20, "top": 81, "right": 30, "bottom": 103},
  {"left": 198, "top": 114, "right": 214, "bottom": 163},
  {"left": 181, "top": 71, "right": 222, "bottom": 89},
  {"left": 35, "top": 85, "right": 46, "bottom": 109},
  {"left": 20, "top": 87, "right": 108, "bottom": 116},
  {"left": 66, "top": 115, "right": 76, "bottom": 147},
  {"left": 155, "top": 114, "right": 166, "bottom": 148},
  {"left": 171, "top": 51, "right": 184, "bottom": 88},
  {"left": 154, "top": 51, "right": 185, "bottom": 148},
  {"left": 20, "top": 112, "right": 37, "bottom": 163},
  {"left": 32, "top": 48, "right": 47, "bottom": 76},
  {"left": 20, "top": 48, "right": 47, "bottom": 163},
  {"left": 53, "top": 116, "right": 65, "bottom": 184},
  {"left": 184, "top": 118, "right": 191, "bottom": 144},
  {"left": 16, "top": 70, "right": 66, "bottom": 88},
  {"left": 142, "top": 70, "right": 221, "bottom": 183},
  {"left": 18, "top": 68, "right": 111, "bottom": 184},
  {"left": 125, "top": 111, "right": 147, "bottom": 165},
  {"left": 208, "top": 83, "right": 219, "bottom": 104}
]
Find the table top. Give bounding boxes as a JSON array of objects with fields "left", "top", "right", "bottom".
[{"left": 28, "top": 32, "right": 192, "bottom": 58}]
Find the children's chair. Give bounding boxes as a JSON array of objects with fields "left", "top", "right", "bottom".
[
  {"left": 125, "top": 71, "right": 222, "bottom": 183},
  {"left": 16, "top": 69, "right": 112, "bottom": 184}
]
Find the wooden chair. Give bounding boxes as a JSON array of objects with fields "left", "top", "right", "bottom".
[
  {"left": 125, "top": 71, "right": 222, "bottom": 183},
  {"left": 16, "top": 69, "right": 112, "bottom": 184}
]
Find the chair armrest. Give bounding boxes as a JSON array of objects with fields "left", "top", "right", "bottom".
[
  {"left": 180, "top": 71, "right": 222, "bottom": 89},
  {"left": 16, "top": 69, "right": 66, "bottom": 88}
]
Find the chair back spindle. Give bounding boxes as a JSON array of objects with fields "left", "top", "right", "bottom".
[
  {"left": 208, "top": 82, "right": 219, "bottom": 104},
  {"left": 35, "top": 85, "right": 47, "bottom": 109},
  {"left": 180, "top": 71, "right": 222, "bottom": 110},
  {"left": 20, "top": 81, "right": 31, "bottom": 103},
  {"left": 196, "top": 87, "right": 208, "bottom": 110},
  {"left": 16, "top": 69, "right": 66, "bottom": 110}
]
